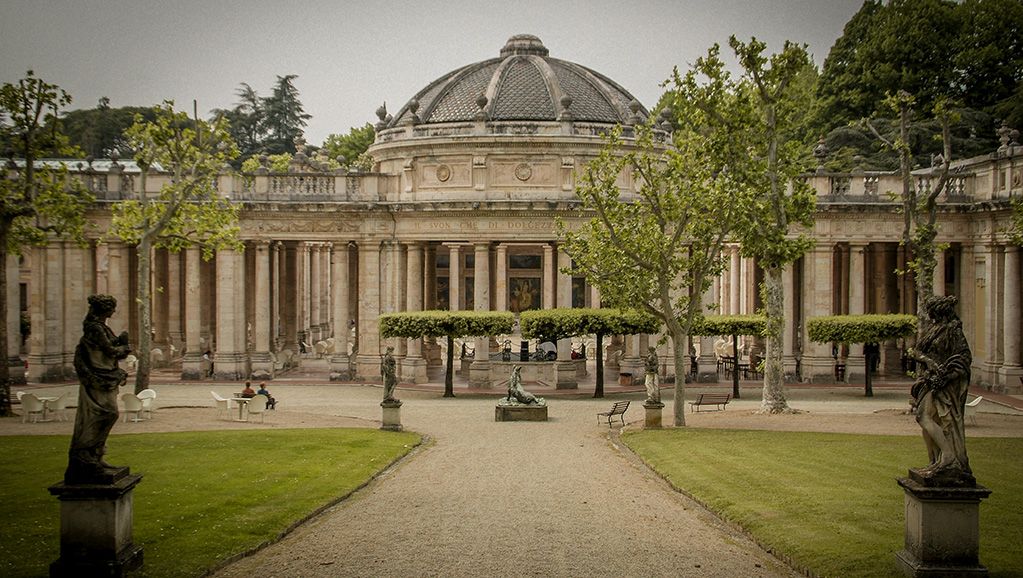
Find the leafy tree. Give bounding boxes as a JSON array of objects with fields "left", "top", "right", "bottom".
[
  {"left": 56, "top": 100, "right": 159, "bottom": 158},
  {"left": 728, "top": 37, "right": 817, "bottom": 414},
  {"left": 519, "top": 308, "right": 659, "bottom": 398},
  {"left": 807, "top": 314, "right": 916, "bottom": 396},
  {"left": 691, "top": 315, "right": 766, "bottom": 399},
  {"left": 0, "top": 71, "right": 92, "bottom": 415},
  {"left": 865, "top": 92, "right": 955, "bottom": 320},
  {"left": 559, "top": 50, "right": 754, "bottom": 424},
  {"left": 211, "top": 83, "right": 267, "bottom": 165},
  {"left": 955, "top": 0, "right": 1023, "bottom": 127},
  {"left": 321, "top": 123, "right": 375, "bottom": 170},
  {"left": 379, "top": 311, "right": 514, "bottom": 397},
  {"left": 240, "top": 152, "right": 292, "bottom": 173},
  {"left": 261, "top": 75, "right": 310, "bottom": 155},
  {"left": 109, "top": 102, "right": 240, "bottom": 393}
]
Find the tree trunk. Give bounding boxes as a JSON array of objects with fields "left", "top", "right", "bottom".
[
  {"left": 593, "top": 333, "right": 604, "bottom": 398},
  {"left": 0, "top": 225, "right": 11, "bottom": 417},
  {"left": 731, "top": 333, "right": 740, "bottom": 399},
  {"left": 444, "top": 335, "right": 455, "bottom": 397},
  {"left": 760, "top": 266, "right": 791, "bottom": 413},
  {"left": 670, "top": 330, "right": 688, "bottom": 427},
  {"left": 134, "top": 238, "right": 152, "bottom": 393}
]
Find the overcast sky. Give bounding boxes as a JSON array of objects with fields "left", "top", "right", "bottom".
[{"left": 0, "top": 0, "right": 863, "bottom": 146}]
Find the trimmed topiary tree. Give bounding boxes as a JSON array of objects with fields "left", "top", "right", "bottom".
[
  {"left": 380, "top": 311, "right": 515, "bottom": 397},
  {"left": 806, "top": 314, "right": 917, "bottom": 397},
  {"left": 691, "top": 315, "right": 767, "bottom": 399},
  {"left": 519, "top": 308, "right": 660, "bottom": 398}
]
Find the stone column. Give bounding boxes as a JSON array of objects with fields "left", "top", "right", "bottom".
[
  {"left": 320, "top": 244, "right": 331, "bottom": 339},
  {"left": 151, "top": 249, "right": 169, "bottom": 354},
  {"left": 166, "top": 251, "right": 183, "bottom": 355},
  {"left": 448, "top": 244, "right": 461, "bottom": 311},
  {"left": 271, "top": 242, "right": 281, "bottom": 350},
  {"left": 329, "top": 242, "right": 352, "bottom": 380},
  {"left": 308, "top": 244, "right": 321, "bottom": 343},
  {"left": 298, "top": 243, "right": 310, "bottom": 347},
  {"left": 846, "top": 243, "right": 867, "bottom": 381},
  {"left": 729, "top": 245, "right": 741, "bottom": 315},
  {"left": 181, "top": 247, "right": 204, "bottom": 379},
  {"left": 28, "top": 243, "right": 70, "bottom": 382},
  {"left": 401, "top": 242, "right": 428, "bottom": 383},
  {"left": 106, "top": 242, "right": 130, "bottom": 337},
  {"left": 542, "top": 244, "right": 555, "bottom": 309},
  {"left": 697, "top": 281, "right": 718, "bottom": 382},
  {"left": 495, "top": 244, "right": 508, "bottom": 312},
  {"left": 356, "top": 241, "right": 383, "bottom": 380},
  {"left": 801, "top": 244, "right": 834, "bottom": 381},
  {"left": 250, "top": 241, "right": 273, "bottom": 379},
  {"left": 282, "top": 242, "right": 299, "bottom": 354},
  {"left": 470, "top": 242, "right": 492, "bottom": 387},
  {"left": 983, "top": 245, "right": 1003, "bottom": 382},
  {"left": 213, "top": 248, "right": 246, "bottom": 380},
  {"left": 62, "top": 242, "right": 90, "bottom": 372},
  {"left": 932, "top": 248, "right": 946, "bottom": 297},
  {"left": 781, "top": 263, "right": 798, "bottom": 379},
  {"left": 998, "top": 245, "right": 1022, "bottom": 388},
  {"left": 6, "top": 254, "right": 23, "bottom": 383},
  {"left": 555, "top": 247, "right": 577, "bottom": 388}
]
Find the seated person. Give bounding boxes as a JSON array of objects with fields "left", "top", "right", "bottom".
[
  {"left": 240, "top": 381, "right": 256, "bottom": 398},
  {"left": 256, "top": 382, "right": 277, "bottom": 409}
]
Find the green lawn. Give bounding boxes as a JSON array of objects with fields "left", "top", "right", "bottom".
[
  {"left": 0, "top": 428, "right": 420, "bottom": 578},
  {"left": 623, "top": 429, "right": 1023, "bottom": 578}
]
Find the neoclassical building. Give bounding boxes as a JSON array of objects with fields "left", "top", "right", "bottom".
[{"left": 11, "top": 35, "right": 1023, "bottom": 393}]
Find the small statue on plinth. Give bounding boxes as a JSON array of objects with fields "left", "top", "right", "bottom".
[
  {"left": 644, "top": 347, "right": 660, "bottom": 404},
  {"left": 504, "top": 365, "right": 545, "bottom": 406},
  {"left": 908, "top": 295, "right": 974, "bottom": 487},
  {"left": 65, "top": 295, "right": 132, "bottom": 485},
  {"left": 381, "top": 346, "right": 398, "bottom": 403}
]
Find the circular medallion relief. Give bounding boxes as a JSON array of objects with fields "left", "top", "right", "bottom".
[
  {"left": 436, "top": 164, "right": 451, "bottom": 182},
  {"left": 514, "top": 163, "right": 532, "bottom": 182}
]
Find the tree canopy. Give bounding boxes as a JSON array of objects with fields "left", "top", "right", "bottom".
[
  {"left": 110, "top": 101, "right": 240, "bottom": 391},
  {"left": 0, "top": 71, "right": 93, "bottom": 415},
  {"left": 211, "top": 75, "right": 311, "bottom": 164},
  {"left": 321, "top": 123, "right": 376, "bottom": 171},
  {"left": 53, "top": 99, "right": 159, "bottom": 158}
]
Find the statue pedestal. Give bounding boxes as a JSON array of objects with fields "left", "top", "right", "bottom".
[
  {"left": 48, "top": 473, "right": 144, "bottom": 578},
  {"left": 643, "top": 401, "right": 664, "bottom": 429},
  {"left": 495, "top": 404, "right": 548, "bottom": 422},
  {"left": 380, "top": 400, "right": 403, "bottom": 431},
  {"left": 896, "top": 475, "right": 991, "bottom": 577}
]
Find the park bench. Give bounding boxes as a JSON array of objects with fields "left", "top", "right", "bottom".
[
  {"left": 689, "top": 392, "right": 731, "bottom": 413},
  {"left": 597, "top": 400, "right": 630, "bottom": 427}
]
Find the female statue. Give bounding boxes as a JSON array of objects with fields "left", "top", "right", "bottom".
[
  {"left": 909, "top": 295, "right": 974, "bottom": 485},
  {"left": 65, "top": 295, "right": 132, "bottom": 484}
]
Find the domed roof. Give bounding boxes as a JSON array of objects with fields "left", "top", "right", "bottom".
[{"left": 385, "top": 35, "right": 648, "bottom": 128}]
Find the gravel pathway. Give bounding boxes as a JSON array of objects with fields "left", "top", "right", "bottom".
[{"left": 212, "top": 387, "right": 798, "bottom": 578}]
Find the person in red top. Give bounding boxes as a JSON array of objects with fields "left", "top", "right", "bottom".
[{"left": 240, "top": 382, "right": 256, "bottom": 398}]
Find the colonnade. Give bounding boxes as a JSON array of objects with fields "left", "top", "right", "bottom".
[{"left": 13, "top": 234, "right": 1023, "bottom": 392}]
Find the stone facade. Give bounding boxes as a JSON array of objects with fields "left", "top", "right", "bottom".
[{"left": 9, "top": 36, "right": 1023, "bottom": 393}]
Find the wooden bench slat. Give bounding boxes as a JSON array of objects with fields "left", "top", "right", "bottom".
[
  {"left": 597, "top": 400, "right": 630, "bottom": 427},
  {"left": 689, "top": 393, "right": 731, "bottom": 413}
]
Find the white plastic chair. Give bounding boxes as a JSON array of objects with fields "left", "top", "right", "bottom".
[
  {"left": 15, "top": 391, "right": 25, "bottom": 401},
  {"left": 211, "top": 391, "right": 232, "bottom": 419},
  {"left": 137, "top": 389, "right": 157, "bottom": 419},
  {"left": 47, "top": 392, "right": 71, "bottom": 422},
  {"left": 247, "top": 394, "right": 269, "bottom": 423},
  {"left": 964, "top": 396, "right": 982, "bottom": 426},
  {"left": 20, "top": 392, "right": 45, "bottom": 423},
  {"left": 121, "top": 392, "right": 143, "bottom": 423}
]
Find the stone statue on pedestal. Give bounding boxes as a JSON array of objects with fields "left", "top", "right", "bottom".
[
  {"left": 909, "top": 295, "right": 974, "bottom": 487},
  {"left": 644, "top": 347, "right": 660, "bottom": 404},
  {"left": 381, "top": 346, "right": 398, "bottom": 402},
  {"left": 505, "top": 365, "right": 545, "bottom": 406},
  {"left": 64, "top": 295, "right": 131, "bottom": 485}
]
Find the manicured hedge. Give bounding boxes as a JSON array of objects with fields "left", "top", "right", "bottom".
[
  {"left": 519, "top": 308, "right": 660, "bottom": 341},
  {"left": 379, "top": 310, "right": 515, "bottom": 339},
  {"left": 691, "top": 314, "right": 767, "bottom": 337},
  {"left": 806, "top": 314, "right": 917, "bottom": 344}
]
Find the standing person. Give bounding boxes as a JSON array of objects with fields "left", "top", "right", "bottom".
[
  {"left": 65, "top": 295, "right": 132, "bottom": 484},
  {"left": 381, "top": 346, "right": 398, "bottom": 402}
]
